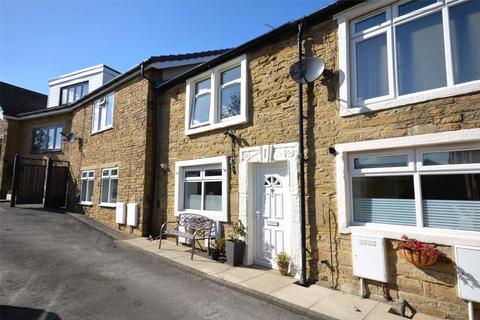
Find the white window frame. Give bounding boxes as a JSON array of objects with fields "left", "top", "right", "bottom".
[
  {"left": 185, "top": 55, "right": 248, "bottom": 135},
  {"left": 335, "top": 128, "right": 480, "bottom": 247},
  {"left": 92, "top": 92, "right": 114, "bottom": 134},
  {"left": 100, "top": 167, "right": 118, "bottom": 207},
  {"left": 79, "top": 170, "right": 94, "bottom": 205},
  {"left": 174, "top": 156, "right": 229, "bottom": 221},
  {"left": 336, "top": 0, "right": 480, "bottom": 116}
]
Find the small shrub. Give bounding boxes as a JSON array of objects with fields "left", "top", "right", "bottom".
[
  {"left": 276, "top": 252, "right": 290, "bottom": 266},
  {"left": 227, "top": 221, "right": 247, "bottom": 241}
]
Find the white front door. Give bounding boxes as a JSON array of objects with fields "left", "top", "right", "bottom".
[{"left": 254, "top": 163, "right": 290, "bottom": 268}]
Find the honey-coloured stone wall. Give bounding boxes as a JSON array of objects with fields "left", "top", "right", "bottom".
[{"left": 155, "top": 19, "right": 479, "bottom": 320}]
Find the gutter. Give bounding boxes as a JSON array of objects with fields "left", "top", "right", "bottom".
[
  {"left": 155, "top": 0, "right": 360, "bottom": 92},
  {"left": 9, "top": 63, "right": 149, "bottom": 121}
]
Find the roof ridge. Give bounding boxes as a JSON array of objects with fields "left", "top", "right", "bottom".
[{"left": 150, "top": 48, "right": 232, "bottom": 62}]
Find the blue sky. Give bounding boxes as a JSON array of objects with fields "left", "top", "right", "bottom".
[{"left": 0, "top": 0, "right": 333, "bottom": 94}]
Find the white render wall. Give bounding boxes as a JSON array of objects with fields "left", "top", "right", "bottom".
[{"left": 47, "top": 65, "right": 120, "bottom": 108}]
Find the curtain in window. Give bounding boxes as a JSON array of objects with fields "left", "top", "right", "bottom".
[
  {"left": 396, "top": 12, "right": 446, "bottom": 95},
  {"left": 352, "top": 176, "right": 416, "bottom": 226},
  {"left": 449, "top": 0, "right": 480, "bottom": 84},
  {"left": 355, "top": 34, "right": 389, "bottom": 100},
  {"left": 422, "top": 174, "right": 480, "bottom": 232}
]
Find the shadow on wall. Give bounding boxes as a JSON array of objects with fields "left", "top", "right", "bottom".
[
  {"left": 0, "top": 305, "right": 61, "bottom": 320},
  {"left": 152, "top": 90, "right": 172, "bottom": 237}
]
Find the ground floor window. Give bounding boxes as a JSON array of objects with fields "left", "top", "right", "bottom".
[
  {"left": 349, "top": 145, "right": 480, "bottom": 232},
  {"left": 100, "top": 167, "right": 118, "bottom": 205},
  {"left": 80, "top": 170, "right": 94, "bottom": 204},
  {"left": 175, "top": 156, "right": 228, "bottom": 221}
]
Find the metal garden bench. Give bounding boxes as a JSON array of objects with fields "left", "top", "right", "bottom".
[{"left": 158, "top": 213, "right": 214, "bottom": 260}]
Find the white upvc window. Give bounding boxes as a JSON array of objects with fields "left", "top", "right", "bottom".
[
  {"left": 185, "top": 55, "right": 248, "bottom": 135},
  {"left": 79, "top": 170, "right": 94, "bottom": 205},
  {"left": 337, "top": 0, "right": 480, "bottom": 116},
  {"left": 100, "top": 167, "right": 118, "bottom": 206},
  {"left": 92, "top": 92, "right": 114, "bottom": 133},
  {"left": 175, "top": 156, "right": 229, "bottom": 221},
  {"left": 335, "top": 128, "right": 480, "bottom": 246}
]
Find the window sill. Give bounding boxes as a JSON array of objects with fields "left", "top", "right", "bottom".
[
  {"left": 78, "top": 202, "right": 93, "bottom": 206},
  {"left": 91, "top": 126, "right": 113, "bottom": 135},
  {"left": 32, "top": 149, "right": 62, "bottom": 154},
  {"left": 185, "top": 116, "right": 247, "bottom": 136},
  {"left": 341, "top": 225, "right": 480, "bottom": 247},
  {"left": 340, "top": 80, "right": 480, "bottom": 117},
  {"left": 99, "top": 203, "right": 117, "bottom": 208},
  {"left": 176, "top": 209, "right": 226, "bottom": 222}
]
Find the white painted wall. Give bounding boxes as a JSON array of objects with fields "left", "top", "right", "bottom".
[{"left": 47, "top": 65, "right": 120, "bottom": 108}]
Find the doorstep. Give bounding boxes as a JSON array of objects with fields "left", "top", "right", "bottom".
[{"left": 121, "top": 237, "right": 441, "bottom": 320}]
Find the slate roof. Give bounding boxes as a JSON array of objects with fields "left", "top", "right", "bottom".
[
  {"left": 150, "top": 49, "right": 231, "bottom": 63},
  {"left": 9, "top": 49, "right": 229, "bottom": 119},
  {"left": 0, "top": 82, "right": 47, "bottom": 117}
]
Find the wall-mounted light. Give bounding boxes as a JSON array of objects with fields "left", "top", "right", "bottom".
[
  {"left": 160, "top": 163, "right": 168, "bottom": 171},
  {"left": 328, "top": 147, "right": 337, "bottom": 156},
  {"left": 224, "top": 129, "right": 239, "bottom": 143}
]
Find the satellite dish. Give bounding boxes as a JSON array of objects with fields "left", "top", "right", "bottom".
[
  {"left": 289, "top": 57, "right": 325, "bottom": 84},
  {"left": 65, "top": 132, "right": 77, "bottom": 143}
]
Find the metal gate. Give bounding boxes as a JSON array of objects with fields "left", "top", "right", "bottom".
[{"left": 10, "top": 155, "right": 69, "bottom": 208}]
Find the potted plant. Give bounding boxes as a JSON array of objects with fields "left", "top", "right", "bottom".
[
  {"left": 399, "top": 235, "right": 439, "bottom": 268},
  {"left": 226, "top": 221, "right": 246, "bottom": 266},
  {"left": 276, "top": 252, "right": 290, "bottom": 276},
  {"left": 210, "top": 238, "right": 225, "bottom": 261}
]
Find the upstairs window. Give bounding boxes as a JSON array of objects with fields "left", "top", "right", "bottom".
[
  {"left": 31, "top": 125, "right": 63, "bottom": 153},
  {"left": 338, "top": 0, "right": 480, "bottom": 115},
  {"left": 92, "top": 92, "right": 114, "bottom": 133},
  {"left": 60, "top": 82, "right": 88, "bottom": 105},
  {"left": 185, "top": 55, "right": 247, "bottom": 135}
]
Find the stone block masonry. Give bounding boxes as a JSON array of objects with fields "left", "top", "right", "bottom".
[
  {"left": 155, "top": 18, "right": 479, "bottom": 320},
  {"left": 5, "top": 76, "right": 153, "bottom": 237}
]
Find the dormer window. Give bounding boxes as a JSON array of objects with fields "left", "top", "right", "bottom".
[
  {"left": 185, "top": 55, "right": 247, "bottom": 135},
  {"left": 60, "top": 82, "right": 88, "bottom": 105}
]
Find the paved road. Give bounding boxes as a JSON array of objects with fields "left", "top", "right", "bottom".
[{"left": 0, "top": 204, "right": 310, "bottom": 320}]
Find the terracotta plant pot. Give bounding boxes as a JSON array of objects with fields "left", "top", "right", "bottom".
[
  {"left": 278, "top": 263, "right": 289, "bottom": 276},
  {"left": 401, "top": 249, "right": 438, "bottom": 268}
]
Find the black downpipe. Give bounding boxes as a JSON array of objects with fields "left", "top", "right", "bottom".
[
  {"left": 297, "top": 22, "right": 307, "bottom": 286},
  {"left": 141, "top": 62, "right": 158, "bottom": 237}
]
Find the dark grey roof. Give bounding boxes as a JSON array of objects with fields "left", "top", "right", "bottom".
[
  {"left": 0, "top": 82, "right": 47, "bottom": 116},
  {"left": 156, "top": 0, "right": 363, "bottom": 91},
  {"left": 150, "top": 49, "right": 231, "bottom": 63},
  {"left": 10, "top": 49, "right": 229, "bottom": 119}
]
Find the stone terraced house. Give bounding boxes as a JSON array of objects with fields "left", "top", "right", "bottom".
[
  {"left": 150, "top": 1, "right": 479, "bottom": 319},
  {"left": 1, "top": 50, "right": 227, "bottom": 235},
  {"left": 1, "top": 0, "right": 479, "bottom": 319}
]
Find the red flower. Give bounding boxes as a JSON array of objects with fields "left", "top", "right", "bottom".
[{"left": 399, "top": 235, "right": 439, "bottom": 257}]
